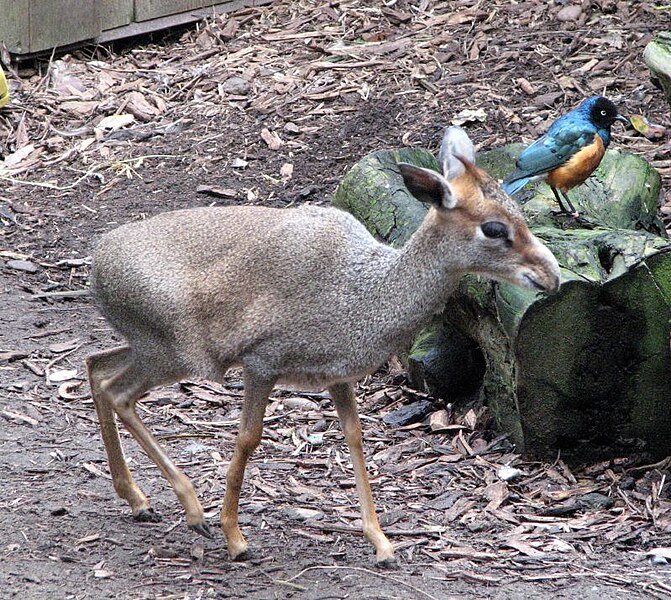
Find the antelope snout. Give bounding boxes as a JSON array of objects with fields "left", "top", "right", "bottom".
[{"left": 518, "top": 238, "right": 561, "bottom": 294}]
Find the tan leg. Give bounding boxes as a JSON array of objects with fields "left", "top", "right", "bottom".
[
  {"left": 329, "top": 382, "right": 395, "bottom": 566},
  {"left": 220, "top": 372, "right": 275, "bottom": 559},
  {"left": 87, "top": 347, "right": 156, "bottom": 521},
  {"left": 92, "top": 351, "right": 212, "bottom": 538}
]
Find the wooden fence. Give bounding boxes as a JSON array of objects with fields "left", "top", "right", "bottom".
[{"left": 0, "top": 0, "right": 265, "bottom": 55}]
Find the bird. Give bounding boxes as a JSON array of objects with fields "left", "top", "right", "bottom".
[{"left": 502, "top": 96, "right": 629, "bottom": 218}]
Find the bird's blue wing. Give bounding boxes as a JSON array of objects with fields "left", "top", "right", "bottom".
[
  {"left": 502, "top": 115, "right": 598, "bottom": 198},
  {"left": 509, "top": 118, "right": 597, "bottom": 181}
]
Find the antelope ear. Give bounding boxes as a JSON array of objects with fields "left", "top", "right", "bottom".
[
  {"left": 437, "top": 126, "right": 476, "bottom": 181},
  {"left": 397, "top": 163, "right": 457, "bottom": 210}
]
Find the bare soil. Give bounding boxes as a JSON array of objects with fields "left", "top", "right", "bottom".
[{"left": 2, "top": 1, "right": 671, "bottom": 599}]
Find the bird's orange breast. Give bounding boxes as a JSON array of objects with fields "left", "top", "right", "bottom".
[{"left": 546, "top": 134, "right": 605, "bottom": 192}]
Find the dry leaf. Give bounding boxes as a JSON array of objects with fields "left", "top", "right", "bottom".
[
  {"left": 196, "top": 29, "right": 216, "bottom": 49},
  {"left": 196, "top": 185, "right": 237, "bottom": 198},
  {"left": 261, "top": 128, "right": 283, "bottom": 150},
  {"left": 96, "top": 70, "right": 117, "bottom": 94},
  {"left": 505, "top": 537, "right": 545, "bottom": 557},
  {"left": 76, "top": 533, "right": 101, "bottom": 545},
  {"left": 629, "top": 114, "right": 665, "bottom": 140},
  {"left": 447, "top": 11, "right": 483, "bottom": 25},
  {"left": 645, "top": 547, "right": 671, "bottom": 559},
  {"left": 47, "top": 368, "right": 79, "bottom": 383},
  {"left": 575, "top": 58, "right": 599, "bottom": 74},
  {"left": 58, "top": 381, "right": 88, "bottom": 400},
  {"left": 191, "top": 540, "right": 205, "bottom": 561},
  {"left": 516, "top": 77, "right": 536, "bottom": 95},
  {"left": 96, "top": 113, "right": 135, "bottom": 131},
  {"left": 126, "top": 91, "right": 163, "bottom": 122},
  {"left": 463, "top": 408, "right": 478, "bottom": 430},
  {"left": 280, "top": 162, "right": 294, "bottom": 182},
  {"left": 60, "top": 100, "right": 98, "bottom": 116},
  {"left": 451, "top": 108, "right": 487, "bottom": 126},
  {"left": 93, "top": 569, "right": 114, "bottom": 579},
  {"left": 484, "top": 481, "right": 509, "bottom": 511},
  {"left": 3, "top": 144, "right": 36, "bottom": 168},
  {"left": 429, "top": 409, "right": 451, "bottom": 432},
  {"left": 49, "top": 339, "right": 81, "bottom": 353},
  {"left": 283, "top": 122, "right": 301, "bottom": 134},
  {"left": 220, "top": 18, "right": 239, "bottom": 41},
  {"left": 79, "top": 138, "right": 96, "bottom": 152},
  {"left": 82, "top": 462, "right": 111, "bottom": 479},
  {"left": 15, "top": 116, "right": 29, "bottom": 149}
]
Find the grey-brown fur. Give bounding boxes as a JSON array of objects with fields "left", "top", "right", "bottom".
[
  {"left": 86, "top": 127, "right": 560, "bottom": 566},
  {"left": 94, "top": 204, "right": 464, "bottom": 387}
]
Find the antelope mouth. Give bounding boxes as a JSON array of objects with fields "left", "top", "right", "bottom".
[{"left": 522, "top": 273, "right": 549, "bottom": 292}]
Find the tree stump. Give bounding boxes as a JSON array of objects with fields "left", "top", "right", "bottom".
[
  {"left": 644, "top": 31, "right": 671, "bottom": 112},
  {"left": 333, "top": 145, "right": 671, "bottom": 462}
]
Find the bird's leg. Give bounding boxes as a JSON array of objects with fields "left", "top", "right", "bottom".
[
  {"left": 550, "top": 187, "right": 594, "bottom": 229},
  {"left": 550, "top": 187, "right": 579, "bottom": 218},
  {"left": 559, "top": 190, "right": 581, "bottom": 219}
]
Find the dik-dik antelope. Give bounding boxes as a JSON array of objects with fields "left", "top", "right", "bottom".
[{"left": 86, "top": 127, "right": 560, "bottom": 566}]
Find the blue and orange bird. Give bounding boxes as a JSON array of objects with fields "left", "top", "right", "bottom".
[{"left": 502, "top": 96, "right": 628, "bottom": 218}]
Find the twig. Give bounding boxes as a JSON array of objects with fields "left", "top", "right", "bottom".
[
  {"left": 310, "top": 522, "right": 449, "bottom": 538},
  {"left": 626, "top": 457, "right": 671, "bottom": 474},
  {"left": 1, "top": 409, "right": 39, "bottom": 426},
  {"left": 25, "top": 326, "right": 71, "bottom": 339},
  {"left": 284, "top": 565, "right": 441, "bottom": 600},
  {"left": 273, "top": 579, "right": 307, "bottom": 592},
  {"left": 45, "top": 342, "right": 85, "bottom": 373},
  {"left": 31, "top": 290, "right": 90, "bottom": 300},
  {"left": 0, "top": 155, "right": 177, "bottom": 191}
]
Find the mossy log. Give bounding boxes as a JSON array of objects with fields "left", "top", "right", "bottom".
[
  {"left": 333, "top": 146, "right": 671, "bottom": 462},
  {"left": 644, "top": 31, "right": 671, "bottom": 112}
]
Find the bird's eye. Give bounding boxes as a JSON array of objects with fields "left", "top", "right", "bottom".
[
  {"left": 481, "top": 221, "right": 509, "bottom": 240},
  {"left": 600, "top": 110, "right": 607, "bottom": 116}
]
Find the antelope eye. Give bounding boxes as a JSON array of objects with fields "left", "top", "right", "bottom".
[{"left": 481, "top": 221, "right": 509, "bottom": 239}]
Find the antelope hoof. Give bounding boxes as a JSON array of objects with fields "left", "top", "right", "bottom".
[
  {"left": 374, "top": 542, "right": 397, "bottom": 569},
  {"left": 133, "top": 507, "right": 162, "bottom": 523},
  {"left": 230, "top": 546, "right": 253, "bottom": 562},
  {"left": 189, "top": 521, "right": 215, "bottom": 539},
  {"left": 376, "top": 556, "right": 398, "bottom": 569}
]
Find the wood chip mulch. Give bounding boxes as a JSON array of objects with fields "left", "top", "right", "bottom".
[{"left": 1, "top": 1, "right": 671, "bottom": 598}]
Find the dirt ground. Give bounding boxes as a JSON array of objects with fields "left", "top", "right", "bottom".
[{"left": 2, "top": 1, "right": 671, "bottom": 598}]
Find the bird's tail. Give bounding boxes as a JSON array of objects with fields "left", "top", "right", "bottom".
[{"left": 501, "top": 176, "right": 531, "bottom": 197}]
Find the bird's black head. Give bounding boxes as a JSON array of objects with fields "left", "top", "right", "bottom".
[{"left": 587, "top": 96, "right": 628, "bottom": 128}]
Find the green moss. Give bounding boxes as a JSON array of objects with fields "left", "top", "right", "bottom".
[
  {"left": 477, "top": 146, "right": 664, "bottom": 235},
  {"left": 475, "top": 144, "right": 525, "bottom": 180},
  {"left": 333, "top": 143, "right": 671, "bottom": 460},
  {"left": 644, "top": 32, "right": 671, "bottom": 111},
  {"left": 332, "top": 148, "right": 436, "bottom": 247}
]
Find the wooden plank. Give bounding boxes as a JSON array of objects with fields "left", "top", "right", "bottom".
[
  {"left": 134, "top": 0, "right": 201, "bottom": 22},
  {"left": 101, "top": 0, "right": 134, "bottom": 30},
  {"left": 98, "top": 0, "right": 270, "bottom": 43},
  {"left": 0, "top": 0, "right": 30, "bottom": 54},
  {"left": 29, "top": 0, "right": 101, "bottom": 53},
  {"left": 4, "top": 0, "right": 267, "bottom": 55}
]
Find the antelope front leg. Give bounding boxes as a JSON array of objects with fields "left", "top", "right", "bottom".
[
  {"left": 329, "top": 382, "right": 396, "bottom": 567},
  {"left": 221, "top": 374, "right": 275, "bottom": 560}
]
